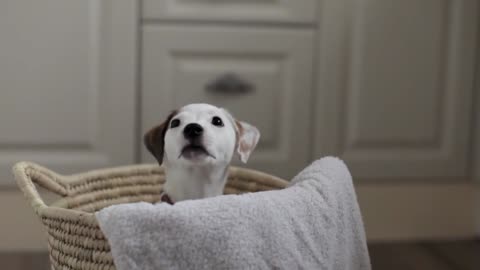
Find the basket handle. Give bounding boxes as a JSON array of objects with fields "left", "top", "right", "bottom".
[{"left": 13, "top": 162, "right": 69, "bottom": 215}]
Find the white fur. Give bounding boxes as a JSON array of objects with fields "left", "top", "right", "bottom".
[{"left": 162, "top": 103, "right": 259, "bottom": 202}]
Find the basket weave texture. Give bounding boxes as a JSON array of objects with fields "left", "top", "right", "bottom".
[{"left": 13, "top": 162, "right": 288, "bottom": 270}]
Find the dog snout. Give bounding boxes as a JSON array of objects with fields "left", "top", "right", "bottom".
[{"left": 183, "top": 123, "right": 203, "bottom": 139}]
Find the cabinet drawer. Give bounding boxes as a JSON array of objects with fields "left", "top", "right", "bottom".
[
  {"left": 142, "top": 0, "right": 317, "bottom": 24},
  {"left": 141, "top": 26, "right": 314, "bottom": 179}
]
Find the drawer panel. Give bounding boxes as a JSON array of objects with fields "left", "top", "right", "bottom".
[
  {"left": 142, "top": 0, "right": 317, "bottom": 24},
  {"left": 141, "top": 26, "right": 314, "bottom": 179}
]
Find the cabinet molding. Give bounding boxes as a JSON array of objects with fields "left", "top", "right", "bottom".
[{"left": 142, "top": 0, "right": 317, "bottom": 24}]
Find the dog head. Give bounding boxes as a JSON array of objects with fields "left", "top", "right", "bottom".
[{"left": 144, "top": 103, "right": 260, "bottom": 167}]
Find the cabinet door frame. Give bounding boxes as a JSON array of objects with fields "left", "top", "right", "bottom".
[
  {"left": 314, "top": 0, "right": 478, "bottom": 181},
  {"left": 0, "top": 0, "right": 139, "bottom": 186}
]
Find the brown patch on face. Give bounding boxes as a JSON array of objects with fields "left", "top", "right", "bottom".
[{"left": 144, "top": 110, "right": 178, "bottom": 165}]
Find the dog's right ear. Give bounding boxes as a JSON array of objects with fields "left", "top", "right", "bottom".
[{"left": 143, "top": 110, "right": 177, "bottom": 165}]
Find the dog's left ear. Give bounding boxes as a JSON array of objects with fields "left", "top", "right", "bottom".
[
  {"left": 144, "top": 110, "right": 177, "bottom": 165},
  {"left": 235, "top": 120, "right": 260, "bottom": 163}
]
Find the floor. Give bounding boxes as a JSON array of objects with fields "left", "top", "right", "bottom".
[
  {"left": 369, "top": 240, "right": 480, "bottom": 270},
  {"left": 1, "top": 240, "right": 479, "bottom": 270}
]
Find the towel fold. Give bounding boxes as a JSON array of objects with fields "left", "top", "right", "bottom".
[{"left": 96, "top": 157, "right": 371, "bottom": 270}]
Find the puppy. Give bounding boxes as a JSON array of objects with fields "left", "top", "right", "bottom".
[{"left": 144, "top": 103, "right": 260, "bottom": 203}]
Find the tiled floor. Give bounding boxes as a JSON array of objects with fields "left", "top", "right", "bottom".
[{"left": 1, "top": 240, "right": 479, "bottom": 270}]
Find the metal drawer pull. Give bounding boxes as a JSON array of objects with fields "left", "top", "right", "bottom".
[{"left": 205, "top": 73, "right": 255, "bottom": 94}]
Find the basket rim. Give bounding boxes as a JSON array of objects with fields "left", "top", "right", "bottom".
[{"left": 14, "top": 161, "right": 289, "bottom": 223}]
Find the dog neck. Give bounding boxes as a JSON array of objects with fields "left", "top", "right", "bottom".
[{"left": 163, "top": 164, "right": 229, "bottom": 202}]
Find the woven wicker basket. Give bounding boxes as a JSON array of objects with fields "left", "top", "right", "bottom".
[{"left": 13, "top": 162, "right": 288, "bottom": 270}]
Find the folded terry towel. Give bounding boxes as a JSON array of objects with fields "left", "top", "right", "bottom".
[{"left": 96, "top": 157, "right": 371, "bottom": 270}]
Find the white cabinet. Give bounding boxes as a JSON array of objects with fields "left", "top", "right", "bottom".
[
  {"left": 0, "top": 0, "right": 138, "bottom": 185},
  {"left": 2, "top": 0, "right": 478, "bottom": 183},
  {"left": 314, "top": 0, "right": 478, "bottom": 180},
  {"left": 2, "top": 0, "right": 479, "bottom": 245},
  {"left": 141, "top": 26, "right": 314, "bottom": 178}
]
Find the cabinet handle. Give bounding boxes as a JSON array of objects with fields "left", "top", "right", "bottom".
[{"left": 205, "top": 73, "right": 255, "bottom": 95}]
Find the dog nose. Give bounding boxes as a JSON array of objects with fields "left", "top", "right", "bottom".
[{"left": 183, "top": 123, "right": 203, "bottom": 139}]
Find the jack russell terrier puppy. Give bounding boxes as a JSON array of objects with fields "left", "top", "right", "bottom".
[{"left": 144, "top": 103, "right": 260, "bottom": 204}]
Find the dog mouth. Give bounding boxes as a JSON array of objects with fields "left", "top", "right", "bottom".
[{"left": 179, "top": 144, "right": 216, "bottom": 160}]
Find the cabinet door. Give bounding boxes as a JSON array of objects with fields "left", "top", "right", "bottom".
[
  {"left": 314, "top": 0, "right": 478, "bottom": 180},
  {"left": 0, "top": 0, "right": 138, "bottom": 185},
  {"left": 141, "top": 26, "right": 314, "bottom": 179}
]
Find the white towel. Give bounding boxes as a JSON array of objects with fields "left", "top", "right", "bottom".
[{"left": 96, "top": 157, "right": 371, "bottom": 270}]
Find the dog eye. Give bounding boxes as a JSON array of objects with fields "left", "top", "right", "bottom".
[
  {"left": 211, "top": 116, "right": 224, "bottom": 127},
  {"left": 170, "top": 119, "right": 180, "bottom": 128}
]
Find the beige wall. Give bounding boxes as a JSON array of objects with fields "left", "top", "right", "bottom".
[
  {"left": 357, "top": 183, "right": 476, "bottom": 242},
  {"left": 0, "top": 190, "right": 50, "bottom": 251}
]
